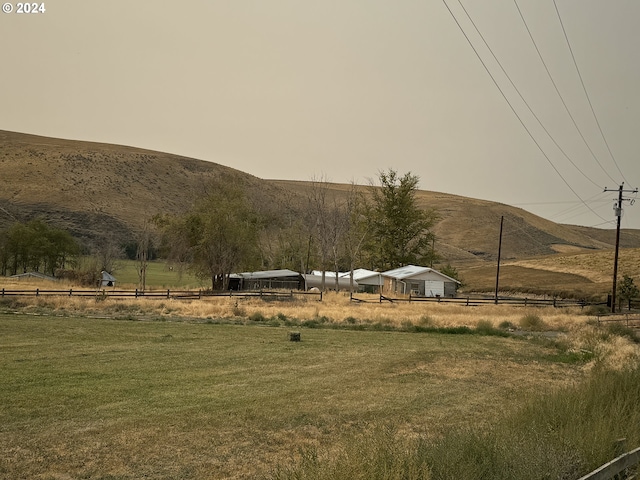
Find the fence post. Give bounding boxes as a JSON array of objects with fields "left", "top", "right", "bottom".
[
  {"left": 319, "top": 291, "right": 323, "bottom": 302},
  {"left": 167, "top": 289, "right": 170, "bottom": 299},
  {"left": 2, "top": 288, "right": 4, "bottom": 297},
  {"left": 466, "top": 296, "right": 469, "bottom": 306},
  {"left": 36, "top": 288, "right": 39, "bottom": 297},
  {"left": 615, "top": 438, "right": 627, "bottom": 457},
  {"left": 525, "top": 298, "right": 528, "bottom": 307},
  {"left": 69, "top": 289, "right": 72, "bottom": 297}
]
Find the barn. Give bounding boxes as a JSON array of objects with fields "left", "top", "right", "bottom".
[
  {"left": 228, "top": 269, "right": 305, "bottom": 291},
  {"left": 381, "top": 265, "right": 460, "bottom": 297}
]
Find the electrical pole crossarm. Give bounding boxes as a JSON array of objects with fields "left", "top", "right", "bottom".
[{"left": 603, "top": 183, "right": 638, "bottom": 313}]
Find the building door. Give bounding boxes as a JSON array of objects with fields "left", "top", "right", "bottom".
[{"left": 424, "top": 280, "right": 444, "bottom": 297}]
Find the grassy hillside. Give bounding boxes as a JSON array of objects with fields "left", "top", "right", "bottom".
[
  {"left": 0, "top": 130, "right": 290, "bottom": 246},
  {"left": 2, "top": 129, "right": 640, "bottom": 299},
  {"left": 270, "top": 180, "right": 638, "bottom": 263}
]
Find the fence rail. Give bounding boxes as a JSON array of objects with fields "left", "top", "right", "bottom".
[
  {"left": 576, "top": 446, "right": 640, "bottom": 480},
  {"left": 350, "top": 292, "right": 590, "bottom": 308},
  {"left": 0, "top": 288, "right": 322, "bottom": 301},
  {"left": 595, "top": 313, "right": 640, "bottom": 329}
]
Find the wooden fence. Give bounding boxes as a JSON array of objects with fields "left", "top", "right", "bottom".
[
  {"left": 0, "top": 288, "right": 322, "bottom": 301},
  {"left": 350, "top": 292, "right": 590, "bottom": 308},
  {"left": 594, "top": 313, "right": 640, "bottom": 329},
  {"left": 576, "top": 445, "right": 640, "bottom": 480}
]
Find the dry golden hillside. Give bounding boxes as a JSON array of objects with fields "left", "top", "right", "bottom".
[{"left": 2, "top": 129, "right": 640, "bottom": 298}]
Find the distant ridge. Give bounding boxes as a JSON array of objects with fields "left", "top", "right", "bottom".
[{"left": 1, "top": 129, "right": 638, "bottom": 263}]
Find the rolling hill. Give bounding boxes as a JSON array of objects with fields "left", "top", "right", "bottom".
[{"left": 2, "top": 129, "right": 639, "bottom": 296}]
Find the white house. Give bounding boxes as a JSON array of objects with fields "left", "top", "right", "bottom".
[{"left": 381, "top": 265, "right": 460, "bottom": 297}]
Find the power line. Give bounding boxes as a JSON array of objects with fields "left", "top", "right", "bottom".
[
  {"left": 513, "top": 0, "right": 618, "bottom": 185},
  {"left": 442, "top": 0, "right": 609, "bottom": 223},
  {"left": 547, "top": 191, "right": 611, "bottom": 222},
  {"left": 455, "top": 0, "right": 603, "bottom": 190},
  {"left": 553, "top": 0, "right": 628, "bottom": 184}
]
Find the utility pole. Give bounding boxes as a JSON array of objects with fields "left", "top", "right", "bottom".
[
  {"left": 604, "top": 183, "right": 638, "bottom": 313},
  {"left": 495, "top": 215, "right": 504, "bottom": 305}
]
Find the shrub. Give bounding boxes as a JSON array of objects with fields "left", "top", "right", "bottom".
[
  {"left": 249, "top": 311, "right": 266, "bottom": 322},
  {"left": 498, "top": 320, "right": 516, "bottom": 330},
  {"left": 519, "top": 313, "right": 546, "bottom": 331},
  {"left": 475, "top": 320, "right": 509, "bottom": 337}
]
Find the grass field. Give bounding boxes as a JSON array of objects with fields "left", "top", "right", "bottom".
[
  {"left": 107, "top": 259, "right": 203, "bottom": 289},
  {"left": 0, "top": 313, "right": 602, "bottom": 479}
]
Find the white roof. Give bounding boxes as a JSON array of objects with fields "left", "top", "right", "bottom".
[
  {"left": 339, "top": 268, "right": 381, "bottom": 282},
  {"left": 101, "top": 271, "right": 116, "bottom": 281},
  {"left": 382, "top": 265, "right": 460, "bottom": 284},
  {"left": 232, "top": 269, "right": 301, "bottom": 280}
]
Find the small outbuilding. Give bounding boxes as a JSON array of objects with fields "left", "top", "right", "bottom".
[
  {"left": 100, "top": 271, "right": 116, "bottom": 288},
  {"left": 10, "top": 272, "right": 58, "bottom": 282},
  {"left": 381, "top": 265, "right": 460, "bottom": 297}
]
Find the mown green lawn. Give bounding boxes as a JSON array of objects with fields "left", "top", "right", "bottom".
[
  {"left": 0, "top": 314, "right": 584, "bottom": 479},
  {"left": 112, "top": 259, "right": 203, "bottom": 289}
]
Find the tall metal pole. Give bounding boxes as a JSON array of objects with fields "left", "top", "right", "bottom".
[{"left": 495, "top": 215, "right": 504, "bottom": 305}]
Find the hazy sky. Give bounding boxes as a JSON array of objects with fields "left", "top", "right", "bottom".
[{"left": 1, "top": 0, "right": 638, "bottom": 228}]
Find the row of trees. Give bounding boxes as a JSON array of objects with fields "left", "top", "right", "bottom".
[
  {"left": 154, "top": 169, "right": 439, "bottom": 291},
  {"left": 0, "top": 220, "right": 79, "bottom": 276}
]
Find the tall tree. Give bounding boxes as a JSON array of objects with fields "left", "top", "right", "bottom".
[
  {"left": 343, "top": 181, "right": 371, "bottom": 292},
  {"left": 156, "top": 182, "right": 261, "bottom": 290},
  {"left": 135, "top": 221, "right": 153, "bottom": 292},
  {"left": 367, "top": 169, "right": 438, "bottom": 270},
  {"left": 306, "top": 176, "right": 334, "bottom": 291}
]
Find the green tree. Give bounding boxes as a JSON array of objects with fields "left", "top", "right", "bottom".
[
  {"left": 156, "top": 182, "right": 261, "bottom": 290},
  {"left": 618, "top": 275, "right": 639, "bottom": 311},
  {"left": 440, "top": 263, "right": 463, "bottom": 287},
  {"left": 367, "top": 169, "right": 438, "bottom": 270},
  {"left": 0, "top": 220, "right": 79, "bottom": 276}
]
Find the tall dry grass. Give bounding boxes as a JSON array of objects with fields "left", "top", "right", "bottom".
[{"left": 3, "top": 287, "right": 639, "bottom": 372}]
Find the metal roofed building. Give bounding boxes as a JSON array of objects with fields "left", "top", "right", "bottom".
[
  {"left": 228, "top": 269, "right": 305, "bottom": 291},
  {"left": 100, "top": 271, "right": 116, "bottom": 288},
  {"left": 381, "top": 265, "right": 460, "bottom": 297},
  {"left": 340, "top": 268, "right": 383, "bottom": 293}
]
